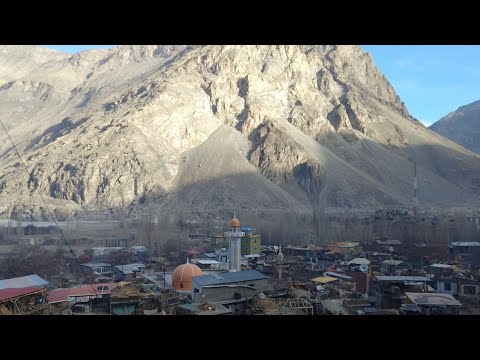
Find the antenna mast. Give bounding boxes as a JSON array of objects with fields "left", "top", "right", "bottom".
[{"left": 413, "top": 161, "right": 418, "bottom": 211}]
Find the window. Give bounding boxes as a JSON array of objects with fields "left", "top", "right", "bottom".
[
  {"left": 180, "top": 284, "right": 183, "bottom": 288},
  {"left": 444, "top": 282, "right": 451, "bottom": 292},
  {"left": 464, "top": 285, "right": 477, "bottom": 295},
  {"left": 194, "top": 288, "right": 200, "bottom": 293}
]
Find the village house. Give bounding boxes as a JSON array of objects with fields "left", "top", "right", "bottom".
[{"left": 0, "top": 274, "right": 49, "bottom": 315}]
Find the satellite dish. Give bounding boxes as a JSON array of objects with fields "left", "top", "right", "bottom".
[{"left": 359, "top": 264, "right": 369, "bottom": 273}]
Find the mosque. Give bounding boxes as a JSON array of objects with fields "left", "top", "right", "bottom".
[{"left": 170, "top": 215, "right": 266, "bottom": 299}]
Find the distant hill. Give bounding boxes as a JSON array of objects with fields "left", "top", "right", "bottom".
[{"left": 430, "top": 100, "right": 480, "bottom": 154}]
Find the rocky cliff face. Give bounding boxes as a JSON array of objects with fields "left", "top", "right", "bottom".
[
  {"left": 1, "top": 45, "right": 480, "bottom": 220},
  {"left": 430, "top": 100, "right": 480, "bottom": 154}
]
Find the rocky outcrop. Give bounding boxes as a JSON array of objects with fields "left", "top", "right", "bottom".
[
  {"left": 1, "top": 45, "right": 480, "bottom": 219},
  {"left": 430, "top": 100, "right": 480, "bottom": 154}
]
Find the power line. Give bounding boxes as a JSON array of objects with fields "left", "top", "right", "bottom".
[{"left": 0, "top": 119, "right": 98, "bottom": 296}]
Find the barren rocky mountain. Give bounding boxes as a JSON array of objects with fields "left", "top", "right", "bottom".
[
  {"left": 430, "top": 100, "right": 480, "bottom": 154},
  {"left": 1, "top": 45, "right": 480, "bottom": 220}
]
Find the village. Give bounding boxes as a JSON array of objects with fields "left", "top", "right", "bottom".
[{"left": 1, "top": 214, "right": 480, "bottom": 316}]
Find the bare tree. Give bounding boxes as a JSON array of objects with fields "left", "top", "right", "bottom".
[{"left": 0, "top": 244, "right": 64, "bottom": 279}]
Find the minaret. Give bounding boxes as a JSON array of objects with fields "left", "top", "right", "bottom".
[{"left": 224, "top": 214, "right": 245, "bottom": 272}]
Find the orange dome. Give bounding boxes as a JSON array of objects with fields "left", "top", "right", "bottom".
[
  {"left": 172, "top": 263, "right": 203, "bottom": 291},
  {"left": 230, "top": 217, "right": 240, "bottom": 228}
]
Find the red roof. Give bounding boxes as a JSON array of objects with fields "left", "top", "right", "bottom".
[
  {"left": 0, "top": 286, "right": 45, "bottom": 302},
  {"left": 47, "top": 283, "right": 119, "bottom": 304}
]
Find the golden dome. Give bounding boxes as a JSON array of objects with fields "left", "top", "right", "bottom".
[
  {"left": 230, "top": 217, "right": 240, "bottom": 228},
  {"left": 172, "top": 263, "right": 203, "bottom": 291}
]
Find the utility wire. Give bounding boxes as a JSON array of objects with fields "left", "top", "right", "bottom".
[{"left": 0, "top": 119, "right": 98, "bottom": 296}]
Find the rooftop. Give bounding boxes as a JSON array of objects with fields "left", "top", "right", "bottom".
[
  {"left": 376, "top": 240, "right": 402, "bottom": 245},
  {"left": 348, "top": 258, "right": 371, "bottom": 265},
  {"left": 0, "top": 286, "right": 46, "bottom": 302},
  {"left": 81, "top": 262, "right": 112, "bottom": 268},
  {"left": 382, "top": 260, "right": 404, "bottom": 266},
  {"left": 323, "top": 271, "right": 353, "bottom": 280},
  {"left": 196, "top": 259, "right": 221, "bottom": 265},
  {"left": 115, "top": 263, "right": 146, "bottom": 274},
  {"left": 311, "top": 276, "right": 338, "bottom": 284},
  {"left": 241, "top": 227, "right": 254, "bottom": 232},
  {"left": 47, "top": 282, "right": 120, "bottom": 304},
  {"left": 0, "top": 274, "right": 48, "bottom": 290},
  {"left": 450, "top": 241, "right": 480, "bottom": 247},
  {"left": 375, "top": 276, "right": 431, "bottom": 282},
  {"left": 243, "top": 254, "right": 264, "bottom": 259},
  {"left": 193, "top": 270, "right": 269, "bottom": 287},
  {"left": 178, "top": 302, "right": 232, "bottom": 315},
  {"left": 405, "top": 292, "right": 462, "bottom": 307},
  {"left": 331, "top": 242, "right": 360, "bottom": 248},
  {"left": 429, "top": 264, "right": 454, "bottom": 269}
]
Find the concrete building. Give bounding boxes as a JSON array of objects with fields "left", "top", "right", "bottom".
[
  {"left": 192, "top": 259, "right": 229, "bottom": 271},
  {"left": 48, "top": 282, "right": 119, "bottom": 314},
  {"left": 114, "top": 263, "right": 146, "bottom": 281},
  {"left": 404, "top": 292, "right": 462, "bottom": 315},
  {"left": 380, "top": 260, "right": 405, "bottom": 276},
  {"left": 211, "top": 234, "right": 228, "bottom": 249},
  {"left": 241, "top": 227, "right": 261, "bottom": 255},
  {"left": 433, "top": 275, "right": 480, "bottom": 297},
  {"left": 344, "top": 258, "right": 372, "bottom": 294},
  {"left": 373, "top": 276, "right": 432, "bottom": 309},
  {"left": 191, "top": 270, "right": 270, "bottom": 313},
  {"left": 449, "top": 241, "right": 480, "bottom": 256},
  {"left": 225, "top": 216, "right": 244, "bottom": 272},
  {"left": 424, "top": 263, "right": 454, "bottom": 276},
  {"left": 211, "top": 224, "right": 260, "bottom": 256},
  {"left": 80, "top": 262, "right": 114, "bottom": 276}
]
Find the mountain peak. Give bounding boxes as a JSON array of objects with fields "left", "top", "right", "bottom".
[
  {"left": 430, "top": 99, "right": 480, "bottom": 154},
  {"left": 1, "top": 45, "right": 480, "bottom": 219}
]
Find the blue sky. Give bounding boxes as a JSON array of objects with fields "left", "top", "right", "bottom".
[
  {"left": 362, "top": 45, "right": 480, "bottom": 126},
  {"left": 43, "top": 45, "right": 114, "bottom": 53},
  {"left": 41, "top": 45, "right": 480, "bottom": 127}
]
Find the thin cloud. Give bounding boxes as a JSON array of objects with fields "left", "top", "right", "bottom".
[{"left": 394, "top": 58, "right": 414, "bottom": 69}]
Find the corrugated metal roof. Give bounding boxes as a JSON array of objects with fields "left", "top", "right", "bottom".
[
  {"left": 323, "top": 271, "right": 353, "bottom": 280},
  {"left": 179, "top": 302, "right": 232, "bottom": 315},
  {"left": 193, "top": 270, "right": 268, "bottom": 287},
  {"left": 0, "top": 286, "right": 45, "bottom": 302},
  {"left": 115, "top": 263, "right": 146, "bottom": 274},
  {"left": 81, "top": 262, "right": 112, "bottom": 268},
  {"left": 430, "top": 264, "right": 453, "bottom": 269},
  {"left": 311, "top": 276, "right": 338, "bottom": 284},
  {"left": 382, "top": 260, "right": 404, "bottom": 266},
  {"left": 376, "top": 240, "right": 402, "bottom": 245},
  {"left": 348, "top": 258, "right": 370, "bottom": 265},
  {"left": 47, "top": 282, "right": 119, "bottom": 304},
  {"left": 405, "top": 292, "right": 462, "bottom": 307},
  {"left": 337, "top": 242, "right": 360, "bottom": 248},
  {"left": 243, "top": 254, "right": 263, "bottom": 259},
  {"left": 0, "top": 274, "right": 48, "bottom": 290},
  {"left": 197, "top": 260, "right": 220, "bottom": 265},
  {"left": 450, "top": 241, "right": 480, "bottom": 247},
  {"left": 241, "top": 227, "right": 254, "bottom": 232},
  {"left": 375, "top": 276, "right": 431, "bottom": 282}
]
